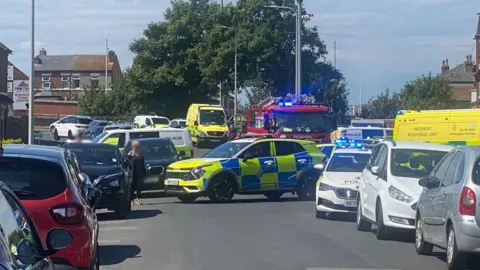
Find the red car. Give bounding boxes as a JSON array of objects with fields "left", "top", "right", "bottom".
[{"left": 0, "top": 144, "right": 101, "bottom": 269}]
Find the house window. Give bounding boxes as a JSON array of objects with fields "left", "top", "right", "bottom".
[
  {"left": 73, "top": 75, "right": 80, "bottom": 89},
  {"left": 42, "top": 82, "right": 51, "bottom": 89},
  {"left": 90, "top": 74, "right": 100, "bottom": 88},
  {"left": 42, "top": 76, "right": 50, "bottom": 82},
  {"left": 61, "top": 77, "right": 70, "bottom": 89}
]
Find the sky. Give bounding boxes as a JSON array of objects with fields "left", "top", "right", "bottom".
[{"left": 2, "top": 0, "right": 480, "bottom": 106}]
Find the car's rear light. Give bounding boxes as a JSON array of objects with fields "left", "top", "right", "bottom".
[
  {"left": 459, "top": 187, "right": 476, "bottom": 216},
  {"left": 50, "top": 203, "right": 85, "bottom": 224}
]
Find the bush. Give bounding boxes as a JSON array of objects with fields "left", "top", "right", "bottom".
[{"left": 3, "top": 138, "right": 22, "bottom": 144}]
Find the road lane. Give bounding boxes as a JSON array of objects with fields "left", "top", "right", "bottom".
[{"left": 97, "top": 194, "right": 452, "bottom": 270}]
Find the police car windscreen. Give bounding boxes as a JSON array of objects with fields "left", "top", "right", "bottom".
[
  {"left": 199, "top": 110, "right": 225, "bottom": 125},
  {"left": 390, "top": 149, "right": 447, "bottom": 178},
  {"left": 152, "top": 117, "right": 169, "bottom": 125},
  {"left": 326, "top": 153, "right": 370, "bottom": 172},
  {"left": 93, "top": 132, "right": 108, "bottom": 143},
  {"left": 203, "top": 141, "right": 250, "bottom": 158}
]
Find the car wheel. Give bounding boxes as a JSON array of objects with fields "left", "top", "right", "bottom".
[
  {"left": 446, "top": 225, "right": 467, "bottom": 270},
  {"left": 356, "top": 196, "right": 372, "bottom": 232},
  {"left": 208, "top": 174, "right": 235, "bottom": 203},
  {"left": 53, "top": 129, "right": 60, "bottom": 140},
  {"left": 68, "top": 130, "right": 73, "bottom": 139},
  {"left": 376, "top": 201, "right": 390, "bottom": 240},
  {"left": 415, "top": 216, "right": 433, "bottom": 255},
  {"left": 264, "top": 191, "right": 283, "bottom": 201},
  {"left": 49, "top": 126, "right": 55, "bottom": 134},
  {"left": 177, "top": 195, "right": 198, "bottom": 203},
  {"left": 296, "top": 173, "right": 317, "bottom": 201},
  {"left": 315, "top": 210, "right": 327, "bottom": 219}
]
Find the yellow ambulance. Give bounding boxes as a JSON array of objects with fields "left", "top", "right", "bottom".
[
  {"left": 186, "top": 104, "right": 229, "bottom": 147},
  {"left": 393, "top": 109, "right": 480, "bottom": 145}
]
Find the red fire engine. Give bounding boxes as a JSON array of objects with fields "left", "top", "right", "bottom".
[{"left": 241, "top": 96, "right": 337, "bottom": 143}]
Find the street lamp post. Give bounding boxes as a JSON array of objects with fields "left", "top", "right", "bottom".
[
  {"left": 28, "top": 0, "right": 35, "bottom": 144},
  {"left": 220, "top": 26, "right": 238, "bottom": 125}
]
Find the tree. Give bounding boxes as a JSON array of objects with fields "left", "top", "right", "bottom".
[
  {"left": 361, "top": 88, "right": 400, "bottom": 119},
  {"left": 399, "top": 74, "right": 452, "bottom": 111},
  {"left": 125, "top": 0, "right": 349, "bottom": 118},
  {"left": 77, "top": 85, "right": 113, "bottom": 116}
]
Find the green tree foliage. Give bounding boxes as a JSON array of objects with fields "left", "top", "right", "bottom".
[
  {"left": 78, "top": 0, "right": 349, "bottom": 118},
  {"left": 361, "top": 75, "right": 453, "bottom": 119}
]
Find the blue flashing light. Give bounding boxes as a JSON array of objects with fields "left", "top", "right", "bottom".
[
  {"left": 285, "top": 102, "right": 293, "bottom": 106},
  {"left": 278, "top": 102, "right": 284, "bottom": 106},
  {"left": 335, "top": 139, "right": 363, "bottom": 149},
  {"left": 397, "top": 110, "right": 404, "bottom": 115}
]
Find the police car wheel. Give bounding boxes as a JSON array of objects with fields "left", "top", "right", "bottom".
[
  {"left": 208, "top": 174, "right": 235, "bottom": 203},
  {"left": 375, "top": 201, "right": 390, "bottom": 240},
  {"left": 177, "top": 196, "right": 198, "bottom": 203},
  {"left": 315, "top": 210, "right": 327, "bottom": 219},
  {"left": 264, "top": 191, "right": 283, "bottom": 200},
  {"left": 296, "top": 176, "right": 316, "bottom": 201}
]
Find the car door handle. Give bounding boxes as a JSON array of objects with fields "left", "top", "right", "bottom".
[
  {"left": 297, "top": 159, "right": 307, "bottom": 163},
  {"left": 263, "top": 161, "right": 273, "bottom": 165}
]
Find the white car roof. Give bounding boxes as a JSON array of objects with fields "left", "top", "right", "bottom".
[
  {"left": 384, "top": 140, "right": 455, "bottom": 152},
  {"left": 334, "top": 148, "right": 372, "bottom": 154},
  {"left": 232, "top": 138, "right": 256, "bottom": 143}
]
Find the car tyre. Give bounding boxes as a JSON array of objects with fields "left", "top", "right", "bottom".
[
  {"left": 264, "top": 191, "right": 283, "bottom": 201},
  {"left": 415, "top": 216, "right": 433, "bottom": 255},
  {"left": 208, "top": 174, "right": 235, "bottom": 203},
  {"left": 376, "top": 201, "right": 390, "bottom": 240},
  {"left": 49, "top": 126, "right": 55, "bottom": 134},
  {"left": 53, "top": 129, "right": 60, "bottom": 140},
  {"left": 296, "top": 172, "right": 317, "bottom": 201},
  {"left": 356, "top": 196, "right": 372, "bottom": 232},
  {"left": 315, "top": 210, "right": 327, "bottom": 219},
  {"left": 177, "top": 195, "right": 198, "bottom": 203},
  {"left": 446, "top": 225, "right": 467, "bottom": 270}
]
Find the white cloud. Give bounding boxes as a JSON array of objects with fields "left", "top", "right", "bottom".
[{"left": 1, "top": 0, "right": 479, "bottom": 104}]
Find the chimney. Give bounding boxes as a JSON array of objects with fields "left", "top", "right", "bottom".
[
  {"left": 39, "top": 48, "right": 46, "bottom": 56},
  {"left": 441, "top": 58, "right": 449, "bottom": 74},
  {"left": 466, "top": 54, "right": 475, "bottom": 73}
]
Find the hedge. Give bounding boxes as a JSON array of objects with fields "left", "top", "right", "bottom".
[{"left": 3, "top": 138, "right": 22, "bottom": 144}]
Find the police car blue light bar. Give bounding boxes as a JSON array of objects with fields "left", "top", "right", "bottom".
[{"left": 334, "top": 139, "right": 363, "bottom": 148}]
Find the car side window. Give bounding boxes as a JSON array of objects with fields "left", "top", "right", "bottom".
[
  {"left": 431, "top": 153, "right": 454, "bottom": 188},
  {"left": 104, "top": 133, "right": 126, "bottom": 148},
  {"left": 367, "top": 145, "right": 382, "bottom": 169},
  {"left": 0, "top": 189, "right": 42, "bottom": 268},
  {"left": 63, "top": 117, "right": 74, "bottom": 124},
  {"left": 130, "top": 132, "right": 159, "bottom": 139},
  {"left": 442, "top": 152, "right": 462, "bottom": 187},
  {"left": 274, "top": 142, "right": 296, "bottom": 156},
  {"left": 376, "top": 146, "right": 388, "bottom": 177},
  {"left": 145, "top": 118, "right": 152, "bottom": 125},
  {"left": 241, "top": 142, "right": 271, "bottom": 158}
]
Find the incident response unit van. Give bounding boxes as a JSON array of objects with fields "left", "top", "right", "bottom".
[
  {"left": 134, "top": 115, "right": 170, "bottom": 128},
  {"left": 186, "top": 103, "right": 228, "bottom": 147},
  {"left": 92, "top": 127, "right": 194, "bottom": 158},
  {"left": 330, "top": 126, "right": 393, "bottom": 141},
  {"left": 393, "top": 109, "right": 480, "bottom": 145}
]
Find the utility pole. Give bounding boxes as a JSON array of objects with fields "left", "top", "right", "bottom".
[
  {"left": 359, "top": 86, "right": 363, "bottom": 115},
  {"left": 105, "top": 39, "right": 108, "bottom": 91},
  {"left": 28, "top": 0, "right": 35, "bottom": 144},
  {"left": 234, "top": 30, "right": 237, "bottom": 125},
  {"left": 295, "top": 0, "right": 302, "bottom": 100},
  {"left": 219, "top": 0, "right": 223, "bottom": 107}
]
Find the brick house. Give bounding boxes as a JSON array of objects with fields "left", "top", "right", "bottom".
[
  {"left": 440, "top": 14, "right": 480, "bottom": 108},
  {"left": 0, "top": 42, "right": 13, "bottom": 93},
  {"left": 33, "top": 48, "right": 122, "bottom": 100}
]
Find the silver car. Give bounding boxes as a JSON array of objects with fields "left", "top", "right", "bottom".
[{"left": 415, "top": 146, "right": 480, "bottom": 270}]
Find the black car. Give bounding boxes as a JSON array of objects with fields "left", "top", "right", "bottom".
[
  {"left": 0, "top": 181, "right": 74, "bottom": 270},
  {"left": 85, "top": 120, "right": 109, "bottom": 138},
  {"left": 123, "top": 138, "right": 182, "bottom": 190},
  {"left": 61, "top": 143, "right": 132, "bottom": 217}
]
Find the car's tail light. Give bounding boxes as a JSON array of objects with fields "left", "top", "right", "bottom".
[
  {"left": 50, "top": 203, "right": 85, "bottom": 224},
  {"left": 459, "top": 187, "right": 476, "bottom": 216}
]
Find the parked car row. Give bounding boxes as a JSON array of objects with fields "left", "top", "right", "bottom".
[{"left": 315, "top": 139, "right": 480, "bottom": 270}]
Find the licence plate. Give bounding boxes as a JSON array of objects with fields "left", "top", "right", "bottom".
[
  {"left": 210, "top": 139, "right": 220, "bottom": 142},
  {"left": 345, "top": 200, "right": 357, "bottom": 207},
  {"left": 166, "top": 179, "right": 179, "bottom": 186}
]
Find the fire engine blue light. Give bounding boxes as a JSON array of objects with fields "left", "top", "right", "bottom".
[
  {"left": 285, "top": 102, "right": 293, "bottom": 106},
  {"left": 278, "top": 102, "right": 284, "bottom": 106}
]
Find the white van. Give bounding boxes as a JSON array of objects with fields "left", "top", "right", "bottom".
[
  {"left": 92, "top": 128, "right": 193, "bottom": 158},
  {"left": 134, "top": 115, "right": 170, "bottom": 128}
]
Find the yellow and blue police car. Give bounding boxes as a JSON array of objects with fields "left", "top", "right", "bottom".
[{"left": 164, "top": 138, "right": 326, "bottom": 203}]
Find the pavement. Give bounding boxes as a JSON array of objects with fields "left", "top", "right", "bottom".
[{"left": 35, "top": 131, "right": 471, "bottom": 270}]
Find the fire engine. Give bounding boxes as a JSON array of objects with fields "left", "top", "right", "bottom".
[{"left": 241, "top": 95, "right": 337, "bottom": 143}]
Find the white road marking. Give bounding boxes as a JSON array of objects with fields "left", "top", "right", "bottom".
[{"left": 307, "top": 268, "right": 401, "bottom": 270}]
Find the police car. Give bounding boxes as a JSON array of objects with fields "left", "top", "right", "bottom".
[
  {"left": 164, "top": 138, "right": 325, "bottom": 203},
  {"left": 315, "top": 145, "right": 372, "bottom": 218}
]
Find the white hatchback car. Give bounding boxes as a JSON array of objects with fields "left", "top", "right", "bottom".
[
  {"left": 49, "top": 115, "right": 93, "bottom": 140},
  {"left": 315, "top": 148, "right": 371, "bottom": 218},
  {"left": 355, "top": 140, "right": 455, "bottom": 239}
]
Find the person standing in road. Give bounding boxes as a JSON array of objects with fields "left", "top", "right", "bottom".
[{"left": 128, "top": 140, "right": 146, "bottom": 205}]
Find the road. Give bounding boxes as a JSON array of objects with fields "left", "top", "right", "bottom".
[{"left": 95, "top": 147, "right": 458, "bottom": 270}]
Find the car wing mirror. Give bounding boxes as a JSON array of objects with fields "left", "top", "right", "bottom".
[
  {"left": 418, "top": 177, "right": 429, "bottom": 188},
  {"left": 314, "top": 163, "right": 325, "bottom": 170},
  {"left": 371, "top": 166, "right": 379, "bottom": 176}
]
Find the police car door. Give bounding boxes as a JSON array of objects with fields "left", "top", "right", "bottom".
[
  {"left": 238, "top": 141, "right": 276, "bottom": 191},
  {"left": 274, "top": 141, "right": 306, "bottom": 189}
]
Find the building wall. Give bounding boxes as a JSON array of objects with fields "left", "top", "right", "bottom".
[
  {"left": 34, "top": 71, "right": 113, "bottom": 91},
  {"left": 449, "top": 83, "right": 475, "bottom": 102},
  {"left": 13, "top": 100, "right": 78, "bottom": 116},
  {"left": 0, "top": 52, "right": 8, "bottom": 93}
]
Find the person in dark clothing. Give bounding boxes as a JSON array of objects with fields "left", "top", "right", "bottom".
[
  {"left": 226, "top": 123, "right": 237, "bottom": 141},
  {"left": 127, "top": 140, "right": 146, "bottom": 205}
]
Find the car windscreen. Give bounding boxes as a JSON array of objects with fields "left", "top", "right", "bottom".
[
  {"left": 65, "top": 146, "right": 119, "bottom": 166},
  {"left": 152, "top": 118, "right": 169, "bottom": 125},
  {"left": 79, "top": 118, "right": 93, "bottom": 125},
  {"left": 94, "top": 127, "right": 104, "bottom": 136},
  {"left": 92, "top": 132, "right": 108, "bottom": 143},
  {"left": 390, "top": 149, "right": 447, "bottom": 178},
  {"left": 138, "top": 140, "right": 177, "bottom": 159},
  {"left": 203, "top": 141, "right": 250, "bottom": 158},
  {"left": 179, "top": 121, "right": 186, "bottom": 127},
  {"left": 0, "top": 158, "right": 66, "bottom": 200},
  {"left": 326, "top": 153, "right": 370, "bottom": 172},
  {"left": 319, "top": 146, "right": 334, "bottom": 158}
]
